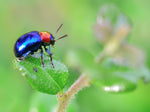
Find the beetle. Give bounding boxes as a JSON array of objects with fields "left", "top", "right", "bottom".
[{"left": 14, "top": 24, "right": 67, "bottom": 68}]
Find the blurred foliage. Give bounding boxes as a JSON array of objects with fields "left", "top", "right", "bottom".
[
  {"left": 29, "top": 92, "right": 79, "bottom": 112},
  {"left": 1, "top": 0, "right": 150, "bottom": 112},
  {"left": 65, "top": 3, "right": 150, "bottom": 93}
]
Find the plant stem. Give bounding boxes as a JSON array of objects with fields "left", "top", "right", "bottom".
[
  {"left": 95, "top": 25, "right": 130, "bottom": 63},
  {"left": 56, "top": 74, "right": 90, "bottom": 112}
]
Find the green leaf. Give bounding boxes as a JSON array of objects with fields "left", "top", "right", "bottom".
[
  {"left": 66, "top": 47, "right": 150, "bottom": 93},
  {"left": 92, "top": 58, "right": 150, "bottom": 93},
  {"left": 14, "top": 53, "right": 69, "bottom": 95}
]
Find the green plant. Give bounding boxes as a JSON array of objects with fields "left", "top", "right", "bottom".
[{"left": 14, "top": 4, "right": 150, "bottom": 112}]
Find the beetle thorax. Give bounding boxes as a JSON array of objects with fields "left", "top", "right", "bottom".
[{"left": 39, "top": 31, "right": 51, "bottom": 43}]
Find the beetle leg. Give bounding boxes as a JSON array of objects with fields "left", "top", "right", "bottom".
[
  {"left": 40, "top": 47, "right": 45, "bottom": 67},
  {"left": 44, "top": 46, "right": 54, "bottom": 68},
  {"left": 19, "top": 51, "right": 31, "bottom": 61}
]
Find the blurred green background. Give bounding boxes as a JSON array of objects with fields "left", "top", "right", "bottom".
[{"left": 1, "top": 0, "right": 150, "bottom": 112}]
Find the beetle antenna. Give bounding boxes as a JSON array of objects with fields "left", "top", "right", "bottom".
[
  {"left": 55, "top": 34, "right": 68, "bottom": 42},
  {"left": 54, "top": 23, "right": 63, "bottom": 37}
]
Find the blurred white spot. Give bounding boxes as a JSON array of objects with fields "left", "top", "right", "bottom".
[
  {"left": 22, "top": 73, "right": 25, "bottom": 76},
  {"left": 19, "top": 68, "right": 22, "bottom": 71},
  {"left": 30, "top": 107, "right": 38, "bottom": 112},
  {"left": 104, "top": 86, "right": 111, "bottom": 91},
  {"left": 51, "top": 105, "right": 57, "bottom": 112},
  {"left": 104, "top": 85, "right": 122, "bottom": 92}
]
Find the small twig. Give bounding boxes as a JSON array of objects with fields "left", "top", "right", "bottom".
[{"left": 56, "top": 74, "right": 90, "bottom": 112}]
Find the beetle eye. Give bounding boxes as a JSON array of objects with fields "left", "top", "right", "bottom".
[{"left": 50, "top": 34, "right": 54, "bottom": 40}]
